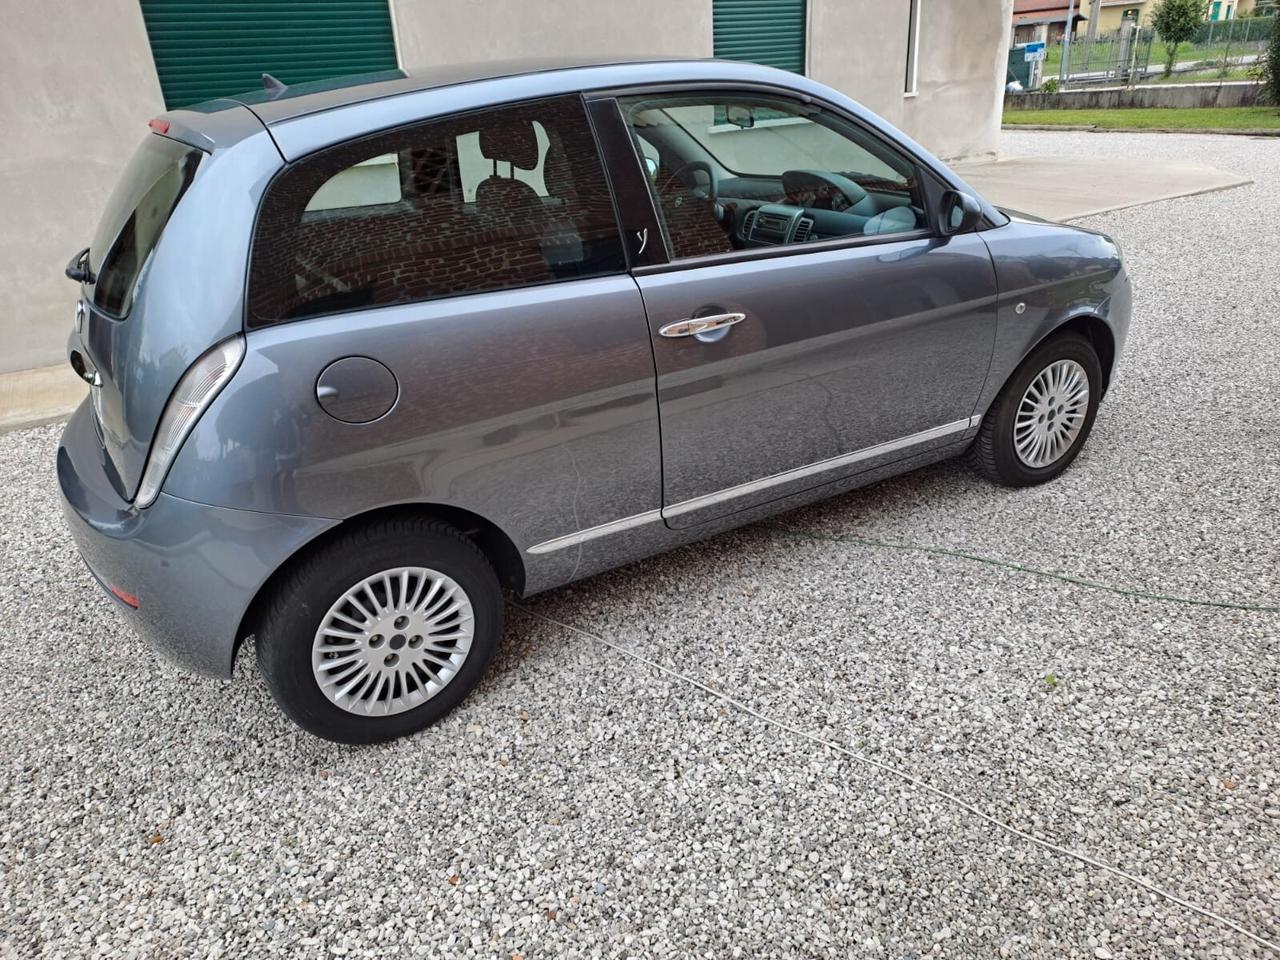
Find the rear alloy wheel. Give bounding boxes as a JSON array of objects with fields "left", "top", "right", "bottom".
[
  {"left": 968, "top": 332, "right": 1102, "bottom": 487},
  {"left": 312, "top": 567, "right": 475, "bottom": 718},
  {"left": 257, "top": 518, "right": 501, "bottom": 743}
]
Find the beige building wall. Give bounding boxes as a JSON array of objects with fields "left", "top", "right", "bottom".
[
  {"left": 1, "top": 0, "right": 1010, "bottom": 376},
  {"left": 811, "top": 0, "right": 1014, "bottom": 164},
  {"left": 391, "top": 0, "right": 713, "bottom": 62},
  {"left": 1091, "top": 2, "right": 1153, "bottom": 34},
  {"left": 0, "top": 0, "right": 164, "bottom": 374},
  {"left": 394, "top": 0, "right": 1013, "bottom": 164}
]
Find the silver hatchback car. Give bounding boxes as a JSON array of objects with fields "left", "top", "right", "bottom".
[{"left": 58, "top": 57, "right": 1130, "bottom": 742}]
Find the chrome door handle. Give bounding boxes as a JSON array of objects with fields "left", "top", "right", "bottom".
[{"left": 658, "top": 312, "right": 747, "bottom": 339}]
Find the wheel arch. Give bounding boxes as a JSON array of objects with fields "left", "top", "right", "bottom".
[
  {"left": 232, "top": 502, "right": 526, "bottom": 667},
  {"left": 1040, "top": 312, "right": 1117, "bottom": 398}
]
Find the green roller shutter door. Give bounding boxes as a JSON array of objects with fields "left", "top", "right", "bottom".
[
  {"left": 713, "top": 0, "right": 807, "bottom": 74},
  {"left": 139, "top": 0, "right": 399, "bottom": 109}
]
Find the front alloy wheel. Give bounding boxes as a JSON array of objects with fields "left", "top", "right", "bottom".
[
  {"left": 968, "top": 331, "right": 1103, "bottom": 487},
  {"left": 1013, "top": 359, "right": 1090, "bottom": 469}
]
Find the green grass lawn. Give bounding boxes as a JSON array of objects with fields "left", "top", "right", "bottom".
[
  {"left": 1153, "top": 66, "right": 1257, "bottom": 83},
  {"left": 1004, "top": 106, "right": 1280, "bottom": 130}
]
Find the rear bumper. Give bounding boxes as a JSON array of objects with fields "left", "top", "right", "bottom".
[{"left": 56, "top": 400, "right": 335, "bottom": 677}]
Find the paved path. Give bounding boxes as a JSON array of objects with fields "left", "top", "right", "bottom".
[{"left": 954, "top": 151, "right": 1251, "bottom": 222}]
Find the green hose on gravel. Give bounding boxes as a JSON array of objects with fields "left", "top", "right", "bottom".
[{"left": 771, "top": 526, "right": 1280, "bottom": 614}]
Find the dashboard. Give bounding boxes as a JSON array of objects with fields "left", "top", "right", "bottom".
[{"left": 728, "top": 170, "right": 924, "bottom": 248}]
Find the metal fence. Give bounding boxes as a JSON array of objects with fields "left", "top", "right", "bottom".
[
  {"left": 1017, "top": 14, "right": 1274, "bottom": 89},
  {"left": 1055, "top": 28, "right": 1156, "bottom": 85}
]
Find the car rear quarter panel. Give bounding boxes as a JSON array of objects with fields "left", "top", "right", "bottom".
[
  {"left": 76, "top": 125, "right": 282, "bottom": 497},
  {"left": 162, "top": 276, "right": 662, "bottom": 592},
  {"left": 976, "top": 219, "right": 1130, "bottom": 414}
]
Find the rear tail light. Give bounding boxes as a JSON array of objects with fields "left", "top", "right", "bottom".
[
  {"left": 148, "top": 118, "right": 171, "bottom": 134},
  {"left": 135, "top": 336, "right": 245, "bottom": 509},
  {"left": 109, "top": 584, "right": 140, "bottom": 609}
]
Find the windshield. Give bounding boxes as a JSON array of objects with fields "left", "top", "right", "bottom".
[{"left": 90, "top": 134, "right": 202, "bottom": 317}]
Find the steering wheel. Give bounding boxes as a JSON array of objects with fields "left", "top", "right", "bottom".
[
  {"left": 658, "top": 159, "right": 719, "bottom": 210},
  {"left": 780, "top": 169, "right": 868, "bottom": 213}
]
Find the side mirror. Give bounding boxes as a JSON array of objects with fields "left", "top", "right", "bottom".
[
  {"left": 940, "top": 190, "right": 982, "bottom": 236},
  {"left": 643, "top": 155, "right": 659, "bottom": 181},
  {"left": 724, "top": 104, "right": 755, "bottom": 129}
]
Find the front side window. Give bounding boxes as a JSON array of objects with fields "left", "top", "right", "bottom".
[
  {"left": 248, "top": 96, "right": 626, "bottom": 326},
  {"left": 616, "top": 93, "right": 926, "bottom": 262}
]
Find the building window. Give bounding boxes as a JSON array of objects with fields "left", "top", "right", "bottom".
[
  {"left": 905, "top": 0, "right": 922, "bottom": 95},
  {"left": 139, "top": 0, "right": 399, "bottom": 109},
  {"left": 712, "top": 0, "right": 807, "bottom": 74}
]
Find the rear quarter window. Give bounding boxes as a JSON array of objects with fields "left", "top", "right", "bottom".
[
  {"left": 91, "top": 135, "right": 202, "bottom": 317},
  {"left": 246, "top": 95, "right": 625, "bottom": 327}
]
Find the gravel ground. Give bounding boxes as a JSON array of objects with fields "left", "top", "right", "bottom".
[{"left": 3, "top": 130, "right": 1278, "bottom": 958}]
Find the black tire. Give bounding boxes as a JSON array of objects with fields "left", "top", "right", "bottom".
[
  {"left": 256, "top": 517, "right": 501, "bottom": 743},
  {"left": 968, "top": 331, "right": 1102, "bottom": 487}
]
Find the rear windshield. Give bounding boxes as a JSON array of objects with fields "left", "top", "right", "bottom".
[{"left": 90, "top": 135, "right": 202, "bottom": 317}]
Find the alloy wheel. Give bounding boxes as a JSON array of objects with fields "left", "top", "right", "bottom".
[
  {"left": 1013, "top": 358, "right": 1090, "bottom": 469},
  {"left": 311, "top": 567, "right": 474, "bottom": 716}
]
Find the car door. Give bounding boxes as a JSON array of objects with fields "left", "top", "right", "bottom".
[{"left": 593, "top": 89, "right": 998, "bottom": 529}]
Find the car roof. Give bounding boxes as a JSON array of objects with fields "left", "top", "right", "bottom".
[
  {"left": 167, "top": 56, "right": 844, "bottom": 160},
  {"left": 225, "top": 56, "right": 690, "bottom": 125}
]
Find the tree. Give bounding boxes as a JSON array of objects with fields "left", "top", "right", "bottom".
[
  {"left": 1151, "top": 0, "right": 1206, "bottom": 76},
  {"left": 1262, "top": 13, "right": 1280, "bottom": 107}
]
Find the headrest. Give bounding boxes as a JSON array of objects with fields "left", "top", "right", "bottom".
[{"left": 478, "top": 122, "right": 539, "bottom": 170}]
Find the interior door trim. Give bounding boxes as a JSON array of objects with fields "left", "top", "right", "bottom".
[
  {"left": 524, "top": 416, "right": 979, "bottom": 554},
  {"left": 662, "top": 417, "right": 979, "bottom": 521}
]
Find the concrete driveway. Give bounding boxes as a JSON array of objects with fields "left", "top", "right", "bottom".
[{"left": 3, "top": 130, "right": 1278, "bottom": 959}]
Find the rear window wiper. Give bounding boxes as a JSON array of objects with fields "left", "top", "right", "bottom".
[{"left": 65, "top": 247, "right": 95, "bottom": 284}]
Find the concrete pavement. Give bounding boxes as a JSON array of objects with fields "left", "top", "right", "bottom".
[{"left": 952, "top": 153, "right": 1252, "bottom": 222}]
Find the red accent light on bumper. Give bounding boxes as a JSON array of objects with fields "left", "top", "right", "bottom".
[
  {"left": 148, "top": 118, "right": 171, "bottom": 134},
  {"left": 109, "top": 585, "right": 139, "bottom": 609}
]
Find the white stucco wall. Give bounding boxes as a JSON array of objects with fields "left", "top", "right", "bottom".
[
  {"left": 810, "top": 0, "right": 1015, "bottom": 163},
  {"left": 389, "top": 0, "right": 713, "bottom": 64},
  {"left": 0, "top": 0, "right": 1010, "bottom": 375}
]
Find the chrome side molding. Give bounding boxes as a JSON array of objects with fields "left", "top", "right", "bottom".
[
  {"left": 525, "top": 509, "right": 664, "bottom": 555},
  {"left": 525, "top": 417, "right": 979, "bottom": 555},
  {"left": 663, "top": 418, "right": 977, "bottom": 520}
]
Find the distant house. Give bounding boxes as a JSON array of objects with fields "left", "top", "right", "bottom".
[
  {"left": 1011, "top": 0, "right": 1090, "bottom": 42},
  {"left": 1086, "top": 1, "right": 1152, "bottom": 33},
  {"left": 1209, "top": 0, "right": 1265, "bottom": 18}
]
